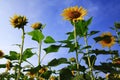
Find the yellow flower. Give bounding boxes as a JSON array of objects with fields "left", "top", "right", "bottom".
[
  {"left": 39, "top": 67, "right": 48, "bottom": 74},
  {"left": 112, "top": 58, "right": 120, "bottom": 64},
  {"left": 39, "top": 77, "right": 45, "bottom": 80},
  {"left": 27, "top": 72, "right": 36, "bottom": 78},
  {"left": 49, "top": 76, "right": 56, "bottom": 80},
  {"left": 61, "top": 6, "right": 87, "bottom": 21},
  {"left": 0, "top": 50, "right": 4, "bottom": 58},
  {"left": 6, "top": 60, "right": 11, "bottom": 72},
  {"left": 106, "top": 73, "right": 120, "bottom": 79},
  {"left": 69, "top": 57, "right": 76, "bottom": 62},
  {"left": 71, "top": 70, "right": 76, "bottom": 76},
  {"left": 99, "top": 32, "right": 115, "bottom": 48},
  {"left": 10, "top": 14, "right": 27, "bottom": 28},
  {"left": 31, "top": 22, "right": 42, "bottom": 29}
]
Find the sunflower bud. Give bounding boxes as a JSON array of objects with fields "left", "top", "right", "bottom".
[
  {"left": 69, "top": 57, "right": 76, "bottom": 62},
  {"left": 0, "top": 50, "right": 4, "bottom": 58},
  {"left": 115, "top": 22, "right": 120, "bottom": 29},
  {"left": 31, "top": 22, "right": 42, "bottom": 30}
]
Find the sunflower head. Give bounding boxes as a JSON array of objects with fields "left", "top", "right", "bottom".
[
  {"left": 31, "top": 22, "right": 42, "bottom": 30},
  {"left": 6, "top": 60, "right": 12, "bottom": 72},
  {"left": 99, "top": 32, "right": 115, "bottom": 48},
  {"left": 112, "top": 58, "right": 120, "bottom": 64},
  {"left": 69, "top": 57, "right": 76, "bottom": 62},
  {"left": 10, "top": 14, "right": 28, "bottom": 29},
  {"left": 61, "top": 6, "right": 87, "bottom": 22},
  {"left": 106, "top": 73, "right": 120, "bottom": 79},
  {"left": 39, "top": 67, "right": 48, "bottom": 74},
  {"left": 0, "top": 50, "right": 4, "bottom": 58},
  {"left": 49, "top": 76, "right": 56, "bottom": 80},
  {"left": 27, "top": 71, "right": 36, "bottom": 78}
]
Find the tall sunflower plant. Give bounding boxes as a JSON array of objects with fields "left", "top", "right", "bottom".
[{"left": 0, "top": 6, "right": 120, "bottom": 80}]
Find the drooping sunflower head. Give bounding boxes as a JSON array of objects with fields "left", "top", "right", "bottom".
[
  {"left": 6, "top": 60, "right": 12, "bottom": 72},
  {"left": 61, "top": 6, "right": 87, "bottom": 21},
  {"left": 10, "top": 14, "right": 28, "bottom": 29},
  {"left": 99, "top": 32, "right": 116, "bottom": 48},
  {"left": 31, "top": 22, "right": 42, "bottom": 29},
  {"left": 0, "top": 50, "right": 4, "bottom": 58}
]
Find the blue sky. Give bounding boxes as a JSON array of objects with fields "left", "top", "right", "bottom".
[{"left": 0, "top": 0, "right": 120, "bottom": 73}]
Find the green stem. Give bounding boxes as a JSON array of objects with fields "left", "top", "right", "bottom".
[
  {"left": 17, "top": 28, "right": 25, "bottom": 80},
  {"left": 25, "top": 60, "right": 35, "bottom": 67},
  {"left": 115, "top": 28, "right": 120, "bottom": 44},
  {"left": 73, "top": 23, "right": 79, "bottom": 73},
  {"left": 84, "top": 36, "right": 95, "bottom": 80},
  {"left": 38, "top": 41, "right": 42, "bottom": 66}
]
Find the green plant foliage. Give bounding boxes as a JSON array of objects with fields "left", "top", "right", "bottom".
[
  {"left": 44, "top": 45, "right": 61, "bottom": 54},
  {"left": 83, "top": 55, "right": 96, "bottom": 67},
  {"left": 44, "top": 36, "right": 55, "bottom": 43},
  {"left": 4, "top": 51, "right": 19, "bottom": 60},
  {"left": 41, "top": 71, "right": 52, "bottom": 79},
  {"left": 0, "top": 64, "right": 6, "bottom": 68},
  {"left": 48, "top": 58, "right": 69, "bottom": 66},
  {"left": 22, "top": 48, "right": 34, "bottom": 61},
  {"left": 28, "top": 29, "right": 44, "bottom": 43},
  {"left": 60, "top": 68, "right": 73, "bottom": 80}
]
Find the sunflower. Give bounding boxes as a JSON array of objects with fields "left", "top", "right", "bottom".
[
  {"left": 0, "top": 50, "right": 4, "bottom": 58},
  {"left": 99, "top": 32, "right": 115, "bottom": 48},
  {"left": 39, "top": 67, "right": 48, "bottom": 74},
  {"left": 112, "top": 58, "right": 120, "bottom": 64},
  {"left": 49, "top": 76, "right": 56, "bottom": 80},
  {"left": 6, "top": 60, "right": 11, "bottom": 72},
  {"left": 31, "top": 22, "right": 42, "bottom": 29},
  {"left": 10, "top": 14, "right": 27, "bottom": 28},
  {"left": 27, "top": 72, "right": 36, "bottom": 78},
  {"left": 61, "top": 6, "right": 87, "bottom": 21}
]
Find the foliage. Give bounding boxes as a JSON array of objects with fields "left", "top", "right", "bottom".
[{"left": 0, "top": 6, "right": 120, "bottom": 80}]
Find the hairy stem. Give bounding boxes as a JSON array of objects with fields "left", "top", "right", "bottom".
[
  {"left": 38, "top": 41, "right": 42, "bottom": 65},
  {"left": 84, "top": 36, "right": 95, "bottom": 80},
  {"left": 73, "top": 23, "right": 79, "bottom": 74},
  {"left": 17, "top": 28, "right": 25, "bottom": 80}
]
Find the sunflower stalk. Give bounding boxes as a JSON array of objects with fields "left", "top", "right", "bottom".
[
  {"left": 17, "top": 27, "right": 25, "bottom": 80},
  {"left": 73, "top": 23, "right": 79, "bottom": 74},
  {"left": 38, "top": 41, "right": 42, "bottom": 66},
  {"left": 84, "top": 35, "right": 95, "bottom": 80},
  {"left": 115, "top": 27, "right": 120, "bottom": 44}
]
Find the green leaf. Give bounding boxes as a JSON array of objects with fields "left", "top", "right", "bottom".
[
  {"left": 28, "top": 30, "right": 44, "bottom": 43},
  {"left": 83, "top": 55, "right": 96, "bottom": 67},
  {"left": 115, "top": 22, "right": 120, "bottom": 29},
  {"left": 44, "top": 45, "right": 61, "bottom": 54},
  {"left": 68, "top": 64, "right": 86, "bottom": 72},
  {"left": 41, "top": 71, "right": 52, "bottom": 79},
  {"left": 89, "top": 31, "right": 100, "bottom": 36},
  {"left": 0, "top": 64, "right": 6, "bottom": 68},
  {"left": 48, "top": 58, "right": 69, "bottom": 66},
  {"left": 93, "top": 36, "right": 103, "bottom": 42},
  {"left": 85, "top": 17, "right": 93, "bottom": 27},
  {"left": 66, "top": 32, "right": 74, "bottom": 40},
  {"left": 22, "top": 48, "right": 34, "bottom": 61},
  {"left": 44, "top": 36, "right": 55, "bottom": 43},
  {"left": 91, "top": 49, "right": 118, "bottom": 55},
  {"left": 60, "top": 68, "right": 73, "bottom": 80},
  {"left": 81, "top": 45, "right": 91, "bottom": 50},
  {"left": 94, "top": 63, "right": 118, "bottom": 73},
  {"left": 4, "top": 51, "right": 19, "bottom": 60}
]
